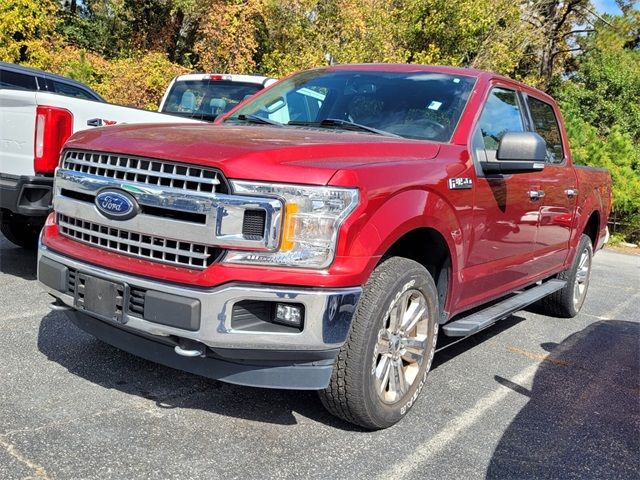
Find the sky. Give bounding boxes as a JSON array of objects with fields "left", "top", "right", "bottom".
[{"left": 592, "top": 0, "right": 624, "bottom": 15}]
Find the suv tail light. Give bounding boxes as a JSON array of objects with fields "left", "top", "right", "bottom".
[{"left": 34, "top": 105, "right": 73, "bottom": 174}]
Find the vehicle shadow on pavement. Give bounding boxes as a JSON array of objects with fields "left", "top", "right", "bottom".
[
  {"left": 36, "top": 310, "right": 530, "bottom": 431},
  {"left": 0, "top": 236, "right": 37, "bottom": 280},
  {"left": 36, "top": 311, "right": 365, "bottom": 430},
  {"left": 433, "top": 314, "right": 528, "bottom": 369},
  {"left": 486, "top": 320, "right": 640, "bottom": 479}
]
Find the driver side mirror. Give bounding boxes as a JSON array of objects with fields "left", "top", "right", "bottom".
[{"left": 481, "top": 132, "right": 547, "bottom": 174}]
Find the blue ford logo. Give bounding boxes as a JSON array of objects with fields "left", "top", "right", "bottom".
[{"left": 95, "top": 190, "right": 139, "bottom": 220}]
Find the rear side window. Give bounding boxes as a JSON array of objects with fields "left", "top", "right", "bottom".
[
  {"left": 527, "top": 97, "right": 564, "bottom": 164},
  {"left": 52, "top": 80, "right": 98, "bottom": 101},
  {"left": 0, "top": 69, "right": 37, "bottom": 91},
  {"left": 477, "top": 88, "right": 524, "bottom": 154}
]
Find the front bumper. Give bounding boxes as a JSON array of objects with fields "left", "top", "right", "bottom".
[
  {"left": 38, "top": 242, "right": 362, "bottom": 389},
  {"left": 0, "top": 174, "right": 53, "bottom": 217}
]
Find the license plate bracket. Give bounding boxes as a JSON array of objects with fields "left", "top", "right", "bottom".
[{"left": 75, "top": 273, "right": 125, "bottom": 324}]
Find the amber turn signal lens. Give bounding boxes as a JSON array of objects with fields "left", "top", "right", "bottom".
[{"left": 280, "top": 203, "right": 299, "bottom": 251}]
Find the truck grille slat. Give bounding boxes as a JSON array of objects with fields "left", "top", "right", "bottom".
[
  {"left": 61, "top": 150, "right": 224, "bottom": 194},
  {"left": 58, "top": 214, "right": 220, "bottom": 270}
]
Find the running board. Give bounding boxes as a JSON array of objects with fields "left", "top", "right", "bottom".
[{"left": 442, "top": 279, "right": 567, "bottom": 337}]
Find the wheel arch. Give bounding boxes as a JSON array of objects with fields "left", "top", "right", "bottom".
[
  {"left": 583, "top": 210, "right": 600, "bottom": 248},
  {"left": 363, "top": 189, "right": 463, "bottom": 322}
]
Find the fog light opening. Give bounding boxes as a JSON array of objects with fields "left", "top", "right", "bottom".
[{"left": 274, "top": 303, "right": 304, "bottom": 328}]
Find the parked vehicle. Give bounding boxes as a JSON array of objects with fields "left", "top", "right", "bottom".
[
  {"left": 158, "top": 73, "right": 276, "bottom": 121},
  {"left": 38, "top": 64, "right": 612, "bottom": 429},
  {"left": 0, "top": 61, "right": 105, "bottom": 102},
  {"left": 0, "top": 88, "right": 200, "bottom": 248}
]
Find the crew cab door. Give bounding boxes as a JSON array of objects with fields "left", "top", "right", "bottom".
[
  {"left": 524, "top": 94, "right": 577, "bottom": 272},
  {"left": 463, "top": 86, "right": 543, "bottom": 308}
]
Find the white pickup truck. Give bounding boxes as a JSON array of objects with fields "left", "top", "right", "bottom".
[{"left": 0, "top": 89, "right": 199, "bottom": 248}]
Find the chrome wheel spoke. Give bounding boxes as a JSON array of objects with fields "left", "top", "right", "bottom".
[
  {"left": 388, "top": 359, "right": 407, "bottom": 398},
  {"left": 403, "top": 337, "right": 427, "bottom": 352},
  {"left": 377, "top": 336, "right": 391, "bottom": 356},
  {"left": 573, "top": 248, "right": 591, "bottom": 306},
  {"left": 374, "top": 355, "right": 392, "bottom": 394},
  {"left": 576, "top": 269, "right": 588, "bottom": 283},
  {"left": 401, "top": 348, "right": 424, "bottom": 364},
  {"left": 400, "top": 298, "right": 426, "bottom": 334},
  {"left": 388, "top": 305, "right": 401, "bottom": 332}
]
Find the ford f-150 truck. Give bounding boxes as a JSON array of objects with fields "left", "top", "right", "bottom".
[
  {"left": 37, "top": 64, "right": 612, "bottom": 429},
  {"left": 0, "top": 87, "right": 200, "bottom": 249}
]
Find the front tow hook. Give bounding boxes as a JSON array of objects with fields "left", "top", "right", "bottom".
[
  {"left": 48, "top": 299, "right": 72, "bottom": 311},
  {"left": 174, "top": 338, "right": 205, "bottom": 358}
]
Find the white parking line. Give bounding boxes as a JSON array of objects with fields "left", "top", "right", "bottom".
[{"left": 376, "top": 363, "right": 538, "bottom": 480}]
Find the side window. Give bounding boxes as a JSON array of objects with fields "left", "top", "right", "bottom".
[
  {"left": 477, "top": 88, "right": 524, "bottom": 157},
  {"left": 52, "top": 80, "right": 96, "bottom": 101},
  {"left": 527, "top": 97, "right": 564, "bottom": 164},
  {"left": 0, "top": 70, "right": 37, "bottom": 91}
]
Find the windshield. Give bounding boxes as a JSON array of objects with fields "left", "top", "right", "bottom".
[
  {"left": 161, "top": 80, "right": 262, "bottom": 121},
  {"left": 225, "top": 69, "right": 476, "bottom": 141}
]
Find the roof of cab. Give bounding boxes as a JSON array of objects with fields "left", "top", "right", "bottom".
[
  {"left": 323, "top": 63, "right": 556, "bottom": 105},
  {"left": 174, "top": 73, "right": 276, "bottom": 86}
]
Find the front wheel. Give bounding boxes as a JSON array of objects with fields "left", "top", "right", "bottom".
[{"left": 319, "top": 257, "right": 439, "bottom": 429}]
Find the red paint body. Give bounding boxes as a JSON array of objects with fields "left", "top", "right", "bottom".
[{"left": 42, "top": 65, "right": 612, "bottom": 319}]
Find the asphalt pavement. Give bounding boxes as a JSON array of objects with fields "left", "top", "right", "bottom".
[{"left": 0, "top": 234, "right": 638, "bottom": 480}]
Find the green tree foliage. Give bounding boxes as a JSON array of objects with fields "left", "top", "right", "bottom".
[
  {"left": 0, "top": 0, "right": 58, "bottom": 67},
  {"left": 555, "top": 9, "right": 640, "bottom": 239}
]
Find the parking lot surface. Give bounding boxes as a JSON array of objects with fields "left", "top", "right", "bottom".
[{"left": 1, "top": 234, "right": 638, "bottom": 480}]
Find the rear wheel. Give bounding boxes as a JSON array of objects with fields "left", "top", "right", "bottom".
[
  {"left": 0, "top": 216, "right": 41, "bottom": 250},
  {"left": 319, "top": 257, "right": 439, "bottom": 429},
  {"left": 536, "top": 234, "right": 593, "bottom": 318}
]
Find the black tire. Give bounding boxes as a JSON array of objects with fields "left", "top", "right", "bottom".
[
  {"left": 535, "top": 234, "right": 593, "bottom": 318},
  {"left": 0, "top": 217, "right": 41, "bottom": 249},
  {"left": 319, "top": 257, "right": 439, "bottom": 429}
]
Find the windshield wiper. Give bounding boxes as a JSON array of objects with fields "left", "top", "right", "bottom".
[
  {"left": 233, "top": 114, "right": 282, "bottom": 126},
  {"left": 289, "top": 118, "right": 400, "bottom": 137}
]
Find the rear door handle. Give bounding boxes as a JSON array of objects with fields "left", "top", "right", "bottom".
[
  {"left": 565, "top": 188, "right": 577, "bottom": 198},
  {"left": 528, "top": 190, "right": 545, "bottom": 200}
]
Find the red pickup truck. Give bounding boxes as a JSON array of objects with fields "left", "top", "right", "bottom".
[{"left": 38, "top": 64, "right": 611, "bottom": 429}]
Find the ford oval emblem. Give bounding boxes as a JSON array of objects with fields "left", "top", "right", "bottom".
[{"left": 95, "top": 189, "right": 139, "bottom": 220}]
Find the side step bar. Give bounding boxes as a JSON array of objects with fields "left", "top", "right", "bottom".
[{"left": 442, "top": 279, "right": 567, "bottom": 337}]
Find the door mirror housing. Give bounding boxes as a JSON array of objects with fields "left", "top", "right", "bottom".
[{"left": 481, "top": 132, "right": 547, "bottom": 174}]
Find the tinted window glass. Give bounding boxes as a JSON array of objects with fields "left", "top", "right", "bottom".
[
  {"left": 528, "top": 96, "right": 564, "bottom": 164},
  {"left": 227, "top": 70, "right": 477, "bottom": 142},
  {"left": 52, "top": 80, "right": 97, "bottom": 101},
  {"left": 0, "top": 70, "right": 37, "bottom": 90},
  {"left": 162, "top": 80, "right": 262, "bottom": 121},
  {"left": 478, "top": 88, "right": 524, "bottom": 151}
]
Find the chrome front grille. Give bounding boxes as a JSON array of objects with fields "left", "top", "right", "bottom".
[
  {"left": 54, "top": 149, "right": 283, "bottom": 269},
  {"left": 58, "top": 214, "right": 220, "bottom": 269},
  {"left": 61, "top": 150, "right": 226, "bottom": 194}
]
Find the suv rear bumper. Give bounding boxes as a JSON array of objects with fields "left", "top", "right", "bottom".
[
  {"left": 0, "top": 174, "right": 53, "bottom": 217},
  {"left": 38, "top": 242, "right": 362, "bottom": 390}
]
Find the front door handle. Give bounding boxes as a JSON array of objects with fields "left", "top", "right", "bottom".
[
  {"left": 565, "top": 188, "right": 577, "bottom": 198},
  {"left": 528, "top": 190, "right": 545, "bottom": 200}
]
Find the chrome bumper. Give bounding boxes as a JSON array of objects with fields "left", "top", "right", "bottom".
[{"left": 38, "top": 242, "right": 362, "bottom": 352}]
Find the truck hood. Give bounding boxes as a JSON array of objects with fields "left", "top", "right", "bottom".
[{"left": 64, "top": 123, "right": 440, "bottom": 185}]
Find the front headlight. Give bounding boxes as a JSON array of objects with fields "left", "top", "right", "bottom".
[{"left": 225, "top": 180, "right": 359, "bottom": 269}]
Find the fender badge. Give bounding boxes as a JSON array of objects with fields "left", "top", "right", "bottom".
[{"left": 448, "top": 178, "right": 473, "bottom": 190}]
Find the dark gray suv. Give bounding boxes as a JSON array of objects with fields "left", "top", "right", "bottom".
[{"left": 0, "top": 61, "right": 105, "bottom": 102}]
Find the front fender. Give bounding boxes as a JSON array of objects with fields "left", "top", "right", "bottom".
[{"left": 342, "top": 188, "right": 464, "bottom": 285}]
